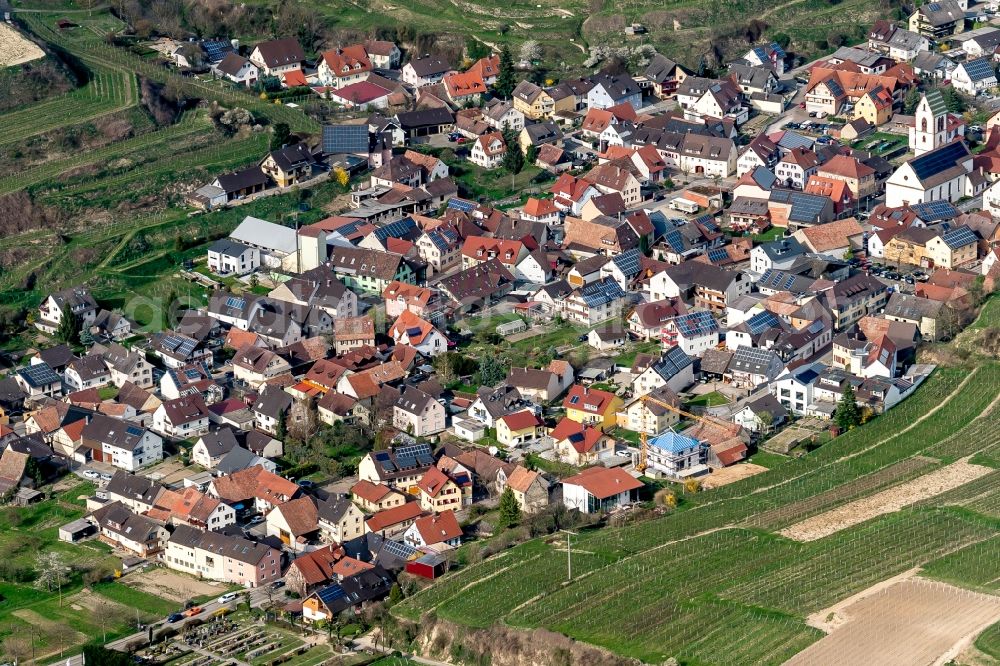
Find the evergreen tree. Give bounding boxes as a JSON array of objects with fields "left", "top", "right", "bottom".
[
  {"left": 835, "top": 383, "right": 862, "bottom": 431},
  {"left": 56, "top": 309, "right": 80, "bottom": 345},
  {"left": 275, "top": 410, "right": 288, "bottom": 441},
  {"left": 494, "top": 44, "right": 517, "bottom": 99},
  {"left": 476, "top": 353, "right": 508, "bottom": 387},
  {"left": 502, "top": 129, "right": 524, "bottom": 174},
  {"left": 270, "top": 122, "right": 291, "bottom": 151},
  {"left": 164, "top": 289, "right": 180, "bottom": 329},
  {"left": 525, "top": 144, "right": 537, "bottom": 164},
  {"left": 903, "top": 86, "right": 921, "bottom": 115},
  {"left": 497, "top": 487, "right": 521, "bottom": 528},
  {"left": 388, "top": 582, "right": 404, "bottom": 606}
]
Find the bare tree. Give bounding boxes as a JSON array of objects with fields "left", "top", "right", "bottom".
[{"left": 3, "top": 635, "right": 31, "bottom": 665}]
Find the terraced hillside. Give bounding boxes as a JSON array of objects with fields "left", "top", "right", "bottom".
[
  {"left": 394, "top": 360, "right": 1000, "bottom": 664},
  {"left": 306, "top": 0, "right": 884, "bottom": 70}
]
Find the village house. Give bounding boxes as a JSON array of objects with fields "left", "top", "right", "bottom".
[
  {"left": 562, "top": 466, "right": 643, "bottom": 514},
  {"left": 392, "top": 386, "right": 446, "bottom": 437},
  {"left": 165, "top": 524, "right": 280, "bottom": 587},
  {"left": 496, "top": 410, "right": 546, "bottom": 447},
  {"left": 152, "top": 395, "right": 211, "bottom": 439},
  {"left": 351, "top": 479, "right": 407, "bottom": 513},
  {"left": 249, "top": 38, "right": 305, "bottom": 77},
  {"left": 81, "top": 413, "right": 163, "bottom": 471}
]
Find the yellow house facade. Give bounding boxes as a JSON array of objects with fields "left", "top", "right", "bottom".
[{"left": 496, "top": 411, "right": 545, "bottom": 447}]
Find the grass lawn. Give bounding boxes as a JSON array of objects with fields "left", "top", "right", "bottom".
[
  {"left": 614, "top": 428, "right": 642, "bottom": 445},
  {"left": 98, "top": 385, "right": 119, "bottom": 400},
  {"left": 751, "top": 227, "right": 786, "bottom": 243},
  {"left": 686, "top": 391, "right": 730, "bottom": 408},
  {"left": 524, "top": 453, "right": 579, "bottom": 479},
  {"left": 745, "top": 450, "right": 791, "bottom": 470},
  {"left": 92, "top": 581, "right": 178, "bottom": 617},
  {"left": 614, "top": 340, "right": 661, "bottom": 367}
]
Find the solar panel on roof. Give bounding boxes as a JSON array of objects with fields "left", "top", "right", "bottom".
[
  {"left": 612, "top": 248, "right": 641, "bottom": 276},
  {"left": 962, "top": 57, "right": 995, "bottom": 81},
  {"left": 20, "top": 363, "right": 60, "bottom": 387},
  {"left": 942, "top": 226, "right": 977, "bottom": 249},
  {"left": 448, "top": 198, "right": 477, "bottom": 212},
  {"left": 910, "top": 141, "right": 967, "bottom": 182},
  {"left": 382, "top": 539, "right": 417, "bottom": 559},
  {"left": 316, "top": 585, "right": 348, "bottom": 606},
  {"left": 322, "top": 124, "right": 369, "bottom": 155},
  {"left": 674, "top": 311, "right": 718, "bottom": 337},
  {"left": 707, "top": 248, "right": 729, "bottom": 264},
  {"left": 201, "top": 39, "right": 233, "bottom": 61},
  {"left": 783, "top": 274, "right": 796, "bottom": 290},
  {"left": 664, "top": 230, "right": 685, "bottom": 253},
  {"left": 746, "top": 311, "right": 782, "bottom": 336},
  {"left": 226, "top": 296, "right": 246, "bottom": 310},
  {"left": 177, "top": 339, "right": 197, "bottom": 357},
  {"left": 911, "top": 200, "right": 958, "bottom": 221}
]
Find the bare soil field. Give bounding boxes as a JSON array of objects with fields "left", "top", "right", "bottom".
[
  {"left": 700, "top": 462, "right": 768, "bottom": 489},
  {"left": 786, "top": 578, "right": 1000, "bottom": 666},
  {"left": 779, "top": 459, "right": 993, "bottom": 542},
  {"left": 0, "top": 23, "right": 44, "bottom": 67},
  {"left": 122, "top": 567, "right": 224, "bottom": 602}
]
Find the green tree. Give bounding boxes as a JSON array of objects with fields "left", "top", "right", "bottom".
[
  {"left": 270, "top": 122, "right": 291, "bottom": 150},
  {"left": 56, "top": 309, "right": 80, "bottom": 345},
  {"left": 275, "top": 410, "right": 288, "bottom": 441},
  {"left": 835, "top": 383, "right": 861, "bottom": 431},
  {"left": 497, "top": 487, "right": 521, "bottom": 528},
  {"left": 388, "top": 582, "right": 404, "bottom": 606},
  {"left": 465, "top": 36, "right": 490, "bottom": 61},
  {"left": 502, "top": 129, "right": 524, "bottom": 174},
  {"left": 164, "top": 289, "right": 180, "bottom": 329},
  {"left": 476, "top": 353, "right": 508, "bottom": 387},
  {"left": 941, "top": 86, "right": 966, "bottom": 113},
  {"left": 903, "top": 86, "right": 921, "bottom": 115},
  {"left": 24, "top": 456, "right": 43, "bottom": 486},
  {"left": 494, "top": 44, "right": 517, "bottom": 99},
  {"left": 525, "top": 144, "right": 538, "bottom": 164}
]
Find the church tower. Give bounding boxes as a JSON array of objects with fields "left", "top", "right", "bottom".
[{"left": 910, "top": 90, "right": 949, "bottom": 156}]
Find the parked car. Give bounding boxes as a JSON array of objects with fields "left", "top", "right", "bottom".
[
  {"left": 247, "top": 515, "right": 265, "bottom": 525},
  {"left": 296, "top": 479, "right": 316, "bottom": 489},
  {"left": 270, "top": 580, "right": 285, "bottom": 590},
  {"left": 100, "top": 472, "right": 113, "bottom": 482},
  {"left": 217, "top": 593, "right": 239, "bottom": 604},
  {"left": 183, "top": 606, "right": 202, "bottom": 618},
  {"left": 83, "top": 470, "right": 99, "bottom": 479},
  {"left": 166, "top": 613, "right": 183, "bottom": 624}
]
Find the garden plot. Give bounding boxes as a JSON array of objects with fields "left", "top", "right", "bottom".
[
  {"left": 123, "top": 567, "right": 224, "bottom": 602},
  {"left": 0, "top": 23, "right": 44, "bottom": 67},
  {"left": 779, "top": 459, "right": 993, "bottom": 542},
  {"left": 786, "top": 578, "right": 1000, "bottom": 666}
]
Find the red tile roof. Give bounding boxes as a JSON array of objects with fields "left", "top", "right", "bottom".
[
  {"left": 365, "top": 501, "right": 424, "bottom": 532},
  {"left": 562, "top": 384, "right": 617, "bottom": 415},
  {"left": 499, "top": 410, "right": 544, "bottom": 431},
  {"left": 563, "top": 466, "right": 643, "bottom": 499},
  {"left": 412, "top": 510, "right": 462, "bottom": 544}
]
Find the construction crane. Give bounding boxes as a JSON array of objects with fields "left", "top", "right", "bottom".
[{"left": 636, "top": 393, "right": 743, "bottom": 473}]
